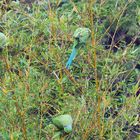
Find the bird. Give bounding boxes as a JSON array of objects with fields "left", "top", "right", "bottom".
[
  {"left": 52, "top": 114, "right": 73, "bottom": 133},
  {"left": 66, "top": 27, "right": 91, "bottom": 69}
]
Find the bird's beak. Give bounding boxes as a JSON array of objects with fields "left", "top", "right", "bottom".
[{"left": 64, "top": 125, "right": 72, "bottom": 133}]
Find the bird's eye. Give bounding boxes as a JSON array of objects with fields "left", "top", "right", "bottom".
[{"left": 75, "top": 37, "right": 80, "bottom": 42}]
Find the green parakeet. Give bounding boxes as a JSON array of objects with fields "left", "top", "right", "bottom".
[
  {"left": 66, "top": 27, "right": 91, "bottom": 69},
  {"left": 52, "top": 114, "right": 73, "bottom": 133}
]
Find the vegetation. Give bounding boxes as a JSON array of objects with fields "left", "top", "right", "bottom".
[{"left": 0, "top": 0, "right": 139, "bottom": 139}]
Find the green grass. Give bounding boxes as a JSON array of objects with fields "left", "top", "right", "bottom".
[{"left": 0, "top": 0, "right": 139, "bottom": 139}]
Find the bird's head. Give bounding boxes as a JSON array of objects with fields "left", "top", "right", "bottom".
[
  {"left": 73, "top": 27, "right": 91, "bottom": 47},
  {"left": 64, "top": 124, "right": 72, "bottom": 133}
]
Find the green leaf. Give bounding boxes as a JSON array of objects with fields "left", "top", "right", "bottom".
[{"left": 0, "top": 32, "right": 7, "bottom": 48}]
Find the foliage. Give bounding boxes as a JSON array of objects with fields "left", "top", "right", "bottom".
[{"left": 0, "top": 0, "right": 139, "bottom": 139}]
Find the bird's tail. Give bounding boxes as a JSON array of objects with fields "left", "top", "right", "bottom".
[{"left": 66, "top": 47, "right": 77, "bottom": 69}]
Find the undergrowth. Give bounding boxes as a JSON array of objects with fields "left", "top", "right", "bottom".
[{"left": 0, "top": 0, "right": 139, "bottom": 139}]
